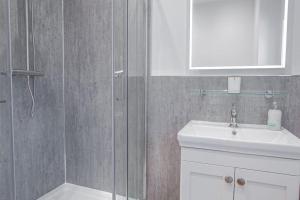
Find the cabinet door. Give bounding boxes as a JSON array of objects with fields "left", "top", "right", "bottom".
[
  {"left": 181, "top": 161, "right": 234, "bottom": 200},
  {"left": 234, "top": 168, "right": 299, "bottom": 200}
]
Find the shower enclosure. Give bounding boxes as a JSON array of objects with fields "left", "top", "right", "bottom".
[{"left": 0, "top": 0, "right": 147, "bottom": 199}]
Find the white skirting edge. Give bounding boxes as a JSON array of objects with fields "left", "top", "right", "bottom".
[{"left": 37, "top": 183, "right": 137, "bottom": 200}]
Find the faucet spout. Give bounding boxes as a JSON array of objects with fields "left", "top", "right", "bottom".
[{"left": 229, "top": 104, "right": 238, "bottom": 128}]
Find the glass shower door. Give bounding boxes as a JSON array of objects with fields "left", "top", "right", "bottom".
[
  {"left": 113, "top": 0, "right": 147, "bottom": 199},
  {"left": 113, "top": 0, "right": 128, "bottom": 199}
]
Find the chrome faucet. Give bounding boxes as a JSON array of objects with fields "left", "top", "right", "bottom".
[{"left": 229, "top": 104, "right": 238, "bottom": 128}]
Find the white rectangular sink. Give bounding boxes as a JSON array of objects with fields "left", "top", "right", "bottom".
[{"left": 178, "top": 121, "right": 300, "bottom": 159}]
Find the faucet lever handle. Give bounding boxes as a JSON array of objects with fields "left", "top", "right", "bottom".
[{"left": 231, "top": 104, "right": 237, "bottom": 116}]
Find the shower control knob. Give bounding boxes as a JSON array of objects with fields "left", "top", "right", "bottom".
[
  {"left": 224, "top": 176, "right": 233, "bottom": 184},
  {"left": 237, "top": 178, "right": 246, "bottom": 186}
]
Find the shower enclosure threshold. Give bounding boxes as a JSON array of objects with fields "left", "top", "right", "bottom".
[{"left": 38, "top": 183, "right": 131, "bottom": 200}]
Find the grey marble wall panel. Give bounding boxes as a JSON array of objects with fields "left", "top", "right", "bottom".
[
  {"left": 128, "top": 77, "right": 146, "bottom": 199},
  {"left": 12, "top": 0, "right": 65, "bottom": 200},
  {"left": 147, "top": 76, "right": 288, "bottom": 200},
  {"left": 285, "top": 76, "right": 300, "bottom": 137},
  {"left": 64, "top": 0, "right": 113, "bottom": 192},
  {"left": 0, "top": 0, "right": 14, "bottom": 199},
  {"left": 10, "top": 0, "right": 27, "bottom": 70}
]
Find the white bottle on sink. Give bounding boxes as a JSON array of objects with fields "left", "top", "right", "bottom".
[{"left": 267, "top": 101, "right": 282, "bottom": 131}]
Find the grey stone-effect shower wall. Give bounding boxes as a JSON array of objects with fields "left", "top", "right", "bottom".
[
  {"left": 285, "top": 75, "right": 300, "bottom": 136},
  {"left": 0, "top": 0, "right": 14, "bottom": 199},
  {"left": 10, "top": 0, "right": 65, "bottom": 200},
  {"left": 147, "top": 76, "right": 300, "bottom": 200},
  {"left": 64, "top": 0, "right": 113, "bottom": 192}
]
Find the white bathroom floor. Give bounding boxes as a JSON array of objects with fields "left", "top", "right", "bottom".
[{"left": 37, "top": 183, "right": 117, "bottom": 200}]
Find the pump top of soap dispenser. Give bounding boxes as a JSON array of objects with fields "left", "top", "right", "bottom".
[{"left": 272, "top": 101, "right": 278, "bottom": 110}]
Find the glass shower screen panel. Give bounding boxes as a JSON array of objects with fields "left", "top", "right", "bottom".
[{"left": 127, "top": 0, "right": 147, "bottom": 199}]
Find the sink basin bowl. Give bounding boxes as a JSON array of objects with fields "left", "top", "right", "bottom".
[{"left": 178, "top": 121, "right": 300, "bottom": 159}]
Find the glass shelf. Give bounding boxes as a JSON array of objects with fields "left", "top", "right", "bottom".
[{"left": 190, "top": 89, "right": 287, "bottom": 99}]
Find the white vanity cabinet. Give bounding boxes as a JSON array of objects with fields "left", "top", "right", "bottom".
[
  {"left": 180, "top": 148, "right": 300, "bottom": 200},
  {"left": 178, "top": 121, "right": 300, "bottom": 200}
]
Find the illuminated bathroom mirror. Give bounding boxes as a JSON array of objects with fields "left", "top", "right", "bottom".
[{"left": 189, "top": 0, "right": 289, "bottom": 70}]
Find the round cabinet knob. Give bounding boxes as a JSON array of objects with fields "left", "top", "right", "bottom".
[
  {"left": 237, "top": 178, "right": 246, "bottom": 186},
  {"left": 224, "top": 176, "right": 233, "bottom": 184}
]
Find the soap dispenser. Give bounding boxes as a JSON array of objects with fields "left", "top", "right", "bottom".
[{"left": 267, "top": 101, "right": 282, "bottom": 131}]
